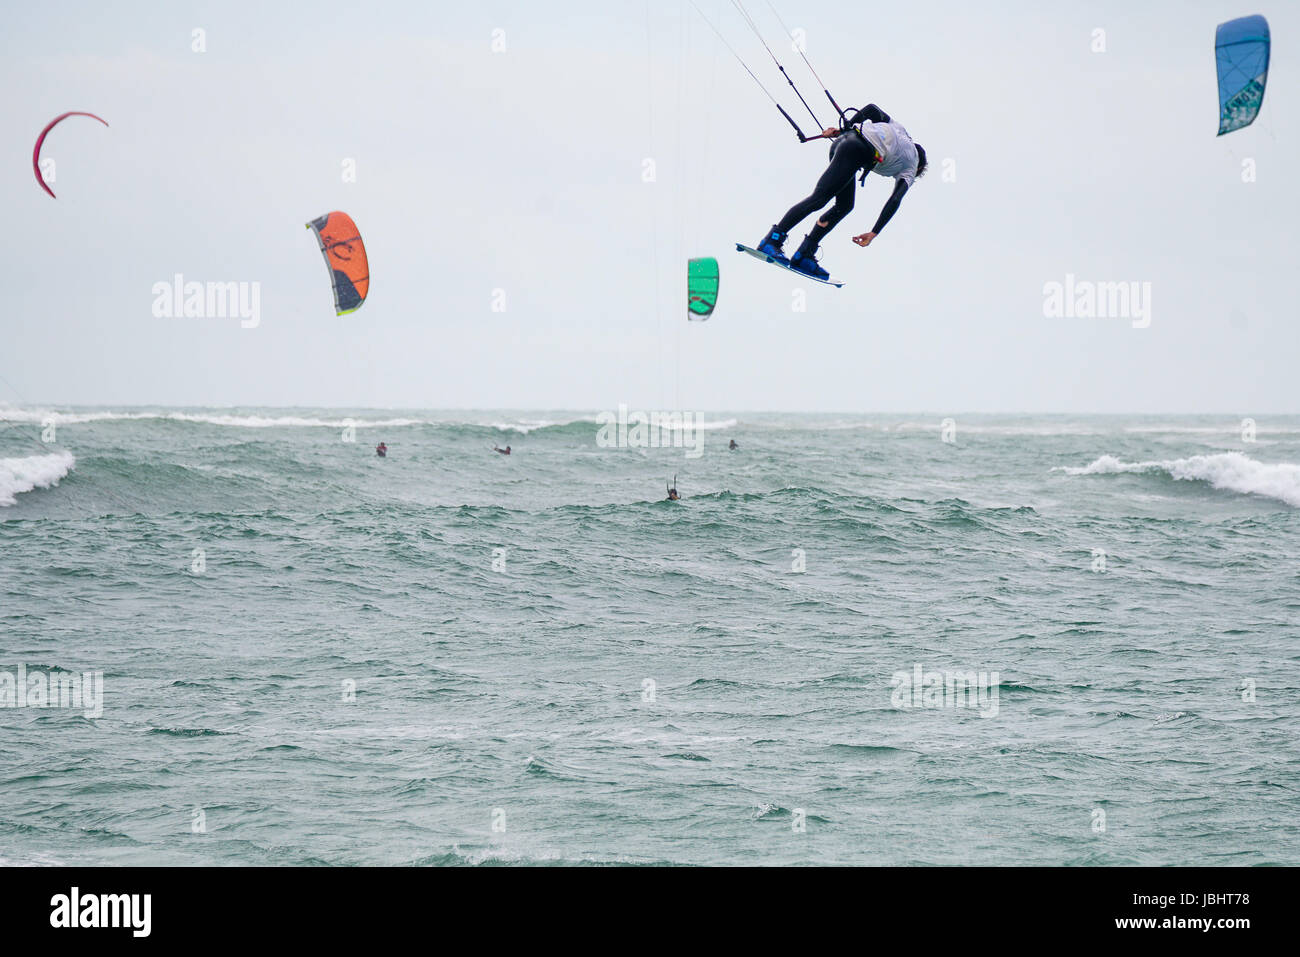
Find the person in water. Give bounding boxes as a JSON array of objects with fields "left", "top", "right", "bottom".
[
  {"left": 493, "top": 445, "right": 511, "bottom": 455},
  {"left": 375, "top": 442, "right": 387, "bottom": 457},
  {"left": 757, "top": 104, "right": 926, "bottom": 281},
  {"left": 666, "top": 476, "right": 680, "bottom": 501},
  {"left": 729, "top": 439, "right": 738, "bottom": 450}
]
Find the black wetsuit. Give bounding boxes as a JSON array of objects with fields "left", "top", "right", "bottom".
[{"left": 774, "top": 104, "right": 909, "bottom": 244}]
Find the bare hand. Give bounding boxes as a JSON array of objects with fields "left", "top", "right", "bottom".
[
  {"left": 820, "top": 127, "right": 841, "bottom": 139},
  {"left": 852, "top": 232, "right": 877, "bottom": 247}
]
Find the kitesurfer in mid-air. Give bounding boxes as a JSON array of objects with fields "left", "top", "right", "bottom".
[{"left": 757, "top": 105, "right": 925, "bottom": 281}]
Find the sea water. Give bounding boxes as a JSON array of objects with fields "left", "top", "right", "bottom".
[{"left": 1, "top": 409, "right": 1297, "bottom": 865}]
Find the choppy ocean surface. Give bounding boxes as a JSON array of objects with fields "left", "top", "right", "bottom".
[{"left": 1, "top": 407, "right": 1298, "bottom": 866}]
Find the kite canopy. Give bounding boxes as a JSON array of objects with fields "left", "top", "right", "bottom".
[
  {"left": 687, "top": 257, "right": 719, "bottom": 320},
  {"left": 32, "top": 111, "right": 109, "bottom": 198},
  {"left": 306, "top": 212, "right": 369, "bottom": 315},
  {"left": 1216, "top": 15, "right": 1270, "bottom": 135}
]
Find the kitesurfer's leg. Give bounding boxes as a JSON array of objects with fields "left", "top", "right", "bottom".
[
  {"left": 760, "top": 137, "right": 863, "bottom": 263},
  {"left": 774, "top": 151, "right": 859, "bottom": 233},
  {"left": 790, "top": 178, "right": 857, "bottom": 280},
  {"left": 814, "top": 179, "right": 857, "bottom": 239},
  {"left": 789, "top": 138, "right": 879, "bottom": 279}
]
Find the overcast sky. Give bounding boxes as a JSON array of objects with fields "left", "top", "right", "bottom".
[{"left": 1, "top": 1, "right": 1294, "bottom": 413}]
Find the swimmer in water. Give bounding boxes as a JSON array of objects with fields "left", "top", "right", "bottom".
[
  {"left": 493, "top": 445, "right": 511, "bottom": 455},
  {"left": 375, "top": 442, "right": 388, "bottom": 457}
]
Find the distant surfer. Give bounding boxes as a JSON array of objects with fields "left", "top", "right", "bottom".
[
  {"left": 729, "top": 439, "right": 739, "bottom": 450},
  {"left": 375, "top": 442, "right": 387, "bottom": 458},
  {"left": 493, "top": 445, "right": 511, "bottom": 456},
  {"left": 666, "top": 476, "right": 680, "bottom": 501},
  {"left": 757, "top": 105, "right": 925, "bottom": 280}
]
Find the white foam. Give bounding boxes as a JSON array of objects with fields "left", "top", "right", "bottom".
[
  {"left": 0, "top": 450, "right": 76, "bottom": 506},
  {"left": 490, "top": 416, "right": 600, "bottom": 433},
  {"left": 792, "top": 420, "right": 1108, "bottom": 436},
  {"left": 661, "top": 416, "right": 737, "bottom": 433},
  {"left": 164, "top": 412, "right": 422, "bottom": 429},
  {"left": 1057, "top": 452, "right": 1300, "bottom": 507},
  {"left": 1122, "top": 425, "right": 1300, "bottom": 435},
  {"left": 890, "top": 422, "right": 1107, "bottom": 436},
  {"left": 0, "top": 409, "right": 420, "bottom": 429},
  {"left": 488, "top": 415, "right": 738, "bottom": 434}
]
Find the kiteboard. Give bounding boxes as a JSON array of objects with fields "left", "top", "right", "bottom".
[{"left": 735, "top": 243, "right": 844, "bottom": 288}]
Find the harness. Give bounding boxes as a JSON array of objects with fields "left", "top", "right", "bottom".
[{"left": 832, "top": 125, "right": 884, "bottom": 185}]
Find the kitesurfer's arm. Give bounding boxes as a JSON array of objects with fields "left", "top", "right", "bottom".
[
  {"left": 854, "top": 178, "right": 909, "bottom": 246},
  {"left": 820, "top": 104, "right": 888, "bottom": 139}
]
